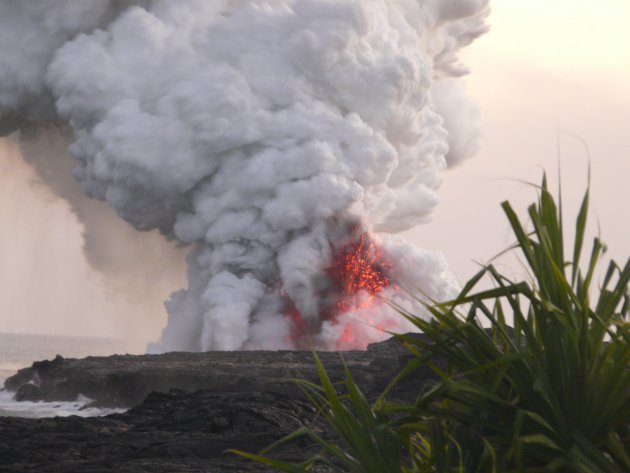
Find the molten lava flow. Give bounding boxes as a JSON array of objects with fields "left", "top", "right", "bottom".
[
  {"left": 285, "top": 228, "right": 395, "bottom": 347},
  {"left": 324, "top": 232, "right": 392, "bottom": 316}
]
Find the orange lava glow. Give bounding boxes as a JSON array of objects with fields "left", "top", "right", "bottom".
[
  {"left": 285, "top": 228, "right": 394, "bottom": 347},
  {"left": 324, "top": 232, "right": 392, "bottom": 316}
]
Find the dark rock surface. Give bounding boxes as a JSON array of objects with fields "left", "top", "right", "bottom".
[
  {"left": 0, "top": 390, "right": 323, "bottom": 472},
  {"left": 4, "top": 334, "right": 441, "bottom": 408},
  {"left": 12, "top": 382, "right": 42, "bottom": 402},
  {"left": 0, "top": 334, "right": 444, "bottom": 472}
]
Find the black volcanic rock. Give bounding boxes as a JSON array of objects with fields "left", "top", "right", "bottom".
[
  {"left": 4, "top": 334, "right": 443, "bottom": 407},
  {"left": 13, "top": 383, "right": 42, "bottom": 402},
  {"left": 0, "top": 334, "right": 446, "bottom": 472},
  {"left": 0, "top": 390, "right": 324, "bottom": 472}
]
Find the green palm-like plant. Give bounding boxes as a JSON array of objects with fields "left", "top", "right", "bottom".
[
  {"left": 235, "top": 174, "right": 630, "bottom": 472},
  {"left": 391, "top": 174, "right": 630, "bottom": 471}
]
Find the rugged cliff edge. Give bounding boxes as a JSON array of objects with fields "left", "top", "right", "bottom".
[{"left": 0, "top": 335, "right": 443, "bottom": 472}]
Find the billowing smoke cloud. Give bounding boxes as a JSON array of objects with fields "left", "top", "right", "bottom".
[{"left": 0, "top": 0, "right": 489, "bottom": 351}]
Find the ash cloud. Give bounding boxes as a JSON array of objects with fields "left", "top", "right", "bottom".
[{"left": 0, "top": 0, "right": 489, "bottom": 351}]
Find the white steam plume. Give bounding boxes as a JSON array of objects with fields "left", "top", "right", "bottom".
[{"left": 0, "top": 0, "right": 489, "bottom": 351}]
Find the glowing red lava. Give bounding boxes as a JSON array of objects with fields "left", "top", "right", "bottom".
[
  {"left": 323, "top": 232, "right": 392, "bottom": 317},
  {"left": 285, "top": 228, "right": 394, "bottom": 347}
]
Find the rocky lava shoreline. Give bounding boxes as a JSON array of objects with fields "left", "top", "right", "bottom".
[{"left": 0, "top": 335, "right": 441, "bottom": 472}]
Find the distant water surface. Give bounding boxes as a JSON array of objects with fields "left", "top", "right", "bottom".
[{"left": 0, "top": 332, "right": 137, "bottom": 418}]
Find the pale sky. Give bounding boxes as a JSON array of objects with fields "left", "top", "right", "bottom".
[
  {"left": 0, "top": 1, "right": 628, "bottom": 343},
  {"left": 406, "top": 0, "right": 630, "bottom": 283}
]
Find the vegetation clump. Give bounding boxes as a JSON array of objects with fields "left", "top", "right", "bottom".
[{"left": 235, "top": 174, "right": 630, "bottom": 472}]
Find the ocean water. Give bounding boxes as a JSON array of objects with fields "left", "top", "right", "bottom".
[{"left": 0, "top": 332, "right": 136, "bottom": 418}]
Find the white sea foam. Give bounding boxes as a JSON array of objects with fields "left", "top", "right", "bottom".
[
  {"left": 0, "top": 389, "right": 124, "bottom": 418},
  {"left": 0, "top": 332, "right": 132, "bottom": 418}
]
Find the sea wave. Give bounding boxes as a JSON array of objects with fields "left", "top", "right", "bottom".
[
  {"left": 0, "top": 332, "right": 134, "bottom": 418},
  {"left": 0, "top": 389, "right": 125, "bottom": 418}
]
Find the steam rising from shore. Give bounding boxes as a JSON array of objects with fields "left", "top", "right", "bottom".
[{"left": 0, "top": 0, "right": 488, "bottom": 350}]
